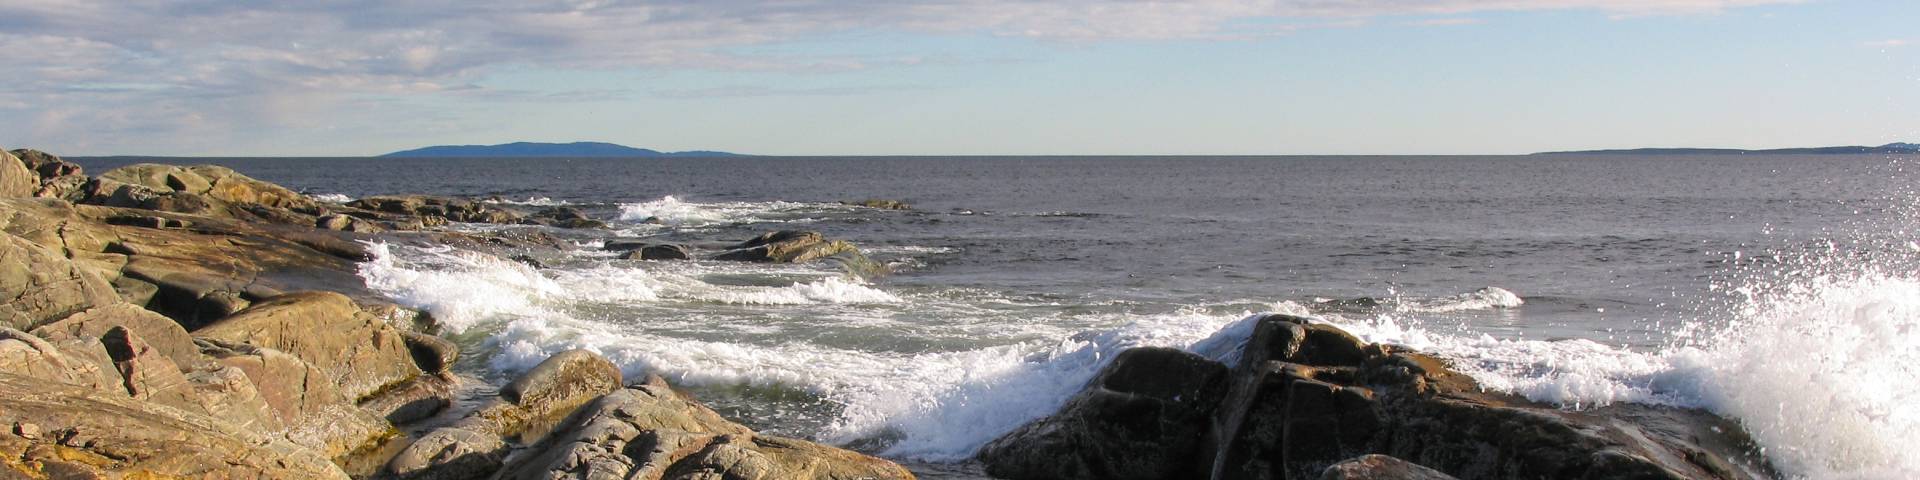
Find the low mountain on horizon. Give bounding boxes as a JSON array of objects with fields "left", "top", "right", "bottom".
[
  {"left": 380, "top": 141, "right": 744, "bottom": 158},
  {"left": 1537, "top": 142, "right": 1920, "bottom": 155}
]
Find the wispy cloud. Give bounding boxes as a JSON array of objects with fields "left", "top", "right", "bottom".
[
  {"left": 1406, "top": 17, "right": 1485, "bottom": 27},
  {"left": 1863, "top": 39, "right": 1910, "bottom": 48},
  {"left": 0, "top": 0, "right": 1804, "bottom": 154}
]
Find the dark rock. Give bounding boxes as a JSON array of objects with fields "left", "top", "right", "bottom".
[
  {"left": 712, "top": 230, "right": 865, "bottom": 264},
  {"left": 602, "top": 239, "right": 651, "bottom": 252},
  {"left": 359, "top": 373, "right": 456, "bottom": 425},
  {"left": 842, "top": 198, "right": 912, "bottom": 210},
  {"left": 401, "top": 330, "right": 459, "bottom": 374},
  {"left": 521, "top": 206, "right": 606, "bottom": 229},
  {"left": 9, "top": 149, "right": 82, "bottom": 180},
  {"left": 1320, "top": 455, "right": 1459, "bottom": 480},
  {"left": 981, "top": 315, "right": 1776, "bottom": 480},
  {"left": 980, "top": 347, "right": 1230, "bottom": 480},
  {"left": 349, "top": 195, "right": 525, "bottom": 224},
  {"left": 620, "top": 243, "right": 691, "bottom": 260}
]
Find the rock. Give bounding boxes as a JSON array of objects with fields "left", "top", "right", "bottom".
[
  {"left": 620, "top": 244, "right": 691, "bottom": 261},
  {"left": 498, "top": 348, "right": 624, "bottom": 426},
  {"left": 402, "top": 330, "right": 459, "bottom": 374},
  {"left": 97, "top": 164, "right": 317, "bottom": 211},
  {"left": 317, "top": 213, "right": 355, "bottom": 230},
  {"left": 712, "top": 230, "right": 862, "bottom": 264},
  {"left": 0, "top": 372, "right": 350, "bottom": 479},
  {"left": 603, "top": 239, "right": 651, "bottom": 252},
  {"left": 196, "top": 338, "right": 396, "bottom": 457},
  {"left": 0, "top": 231, "right": 121, "bottom": 331},
  {"left": 1320, "top": 455, "right": 1459, "bottom": 480},
  {"left": 979, "top": 347, "right": 1229, "bottom": 480},
  {"left": 359, "top": 374, "right": 456, "bottom": 425},
  {"left": 33, "top": 302, "right": 203, "bottom": 371},
  {"left": 0, "top": 327, "right": 119, "bottom": 390},
  {"left": 522, "top": 206, "right": 606, "bottom": 229},
  {"left": 842, "top": 198, "right": 912, "bottom": 210},
  {"left": 980, "top": 314, "right": 1775, "bottom": 480},
  {"left": 388, "top": 427, "right": 508, "bottom": 480},
  {"left": 349, "top": 195, "right": 526, "bottom": 224},
  {"left": 0, "top": 149, "right": 37, "bottom": 198},
  {"left": 497, "top": 374, "right": 914, "bottom": 480},
  {"left": 195, "top": 291, "right": 421, "bottom": 403},
  {"left": 36, "top": 173, "right": 89, "bottom": 201},
  {"left": 389, "top": 349, "right": 624, "bottom": 479},
  {"left": 10, "top": 149, "right": 82, "bottom": 179}
]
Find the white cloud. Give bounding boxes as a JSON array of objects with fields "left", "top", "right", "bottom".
[
  {"left": 0, "top": 0, "right": 1804, "bottom": 154},
  {"left": 1863, "top": 39, "right": 1910, "bottom": 48}
]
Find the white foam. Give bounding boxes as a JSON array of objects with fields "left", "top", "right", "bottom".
[
  {"left": 483, "top": 196, "right": 571, "bottom": 206},
  {"left": 308, "top": 193, "right": 354, "bottom": 203},
  {"left": 615, "top": 195, "right": 848, "bottom": 227},
  {"left": 1319, "top": 271, "right": 1920, "bottom": 479},
  {"left": 356, "top": 242, "right": 562, "bottom": 333},
  {"left": 1398, "top": 286, "right": 1525, "bottom": 313}
]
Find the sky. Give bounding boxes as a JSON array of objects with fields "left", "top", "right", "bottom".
[{"left": 0, "top": 0, "right": 1914, "bottom": 156}]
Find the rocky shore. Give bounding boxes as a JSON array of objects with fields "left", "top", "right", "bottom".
[
  {"left": 0, "top": 148, "right": 1776, "bottom": 479},
  {"left": 0, "top": 148, "right": 905, "bottom": 479}
]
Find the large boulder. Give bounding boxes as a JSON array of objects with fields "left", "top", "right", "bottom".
[
  {"left": 980, "top": 314, "right": 1776, "bottom": 480},
  {"left": 497, "top": 374, "right": 915, "bottom": 480},
  {"left": 32, "top": 302, "right": 202, "bottom": 368},
  {"left": 194, "top": 291, "right": 421, "bottom": 403},
  {"left": 0, "top": 371, "right": 350, "bottom": 479},
  {"left": 0, "top": 327, "right": 119, "bottom": 391},
  {"left": 979, "top": 347, "right": 1230, "bottom": 480},
  {"left": 196, "top": 337, "right": 397, "bottom": 457},
  {"left": 9, "top": 149, "right": 82, "bottom": 180}
]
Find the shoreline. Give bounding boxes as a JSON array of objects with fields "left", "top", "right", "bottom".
[{"left": 0, "top": 148, "right": 1777, "bottom": 479}]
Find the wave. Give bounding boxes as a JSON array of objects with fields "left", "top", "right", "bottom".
[
  {"left": 308, "top": 193, "right": 354, "bottom": 203},
  {"left": 482, "top": 196, "right": 571, "bottom": 206},
  {"left": 614, "top": 195, "right": 851, "bottom": 227}
]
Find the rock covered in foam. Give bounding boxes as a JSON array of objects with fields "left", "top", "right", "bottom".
[{"left": 980, "top": 314, "right": 1776, "bottom": 480}]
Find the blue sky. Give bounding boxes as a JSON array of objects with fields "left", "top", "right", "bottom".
[{"left": 0, "top": 0, "right": 1913, "bottom": 156}]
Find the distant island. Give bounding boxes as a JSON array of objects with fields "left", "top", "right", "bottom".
[
  {"left": 380, "top": 141, "right": 745, "bottom": 158},
  {"left": 1537, "top": 142, "right": 1919, "bottom": 155}
]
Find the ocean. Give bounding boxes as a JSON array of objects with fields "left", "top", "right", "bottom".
[{"left": 75, "top": 154, "right": 1920, "bottom": 479}]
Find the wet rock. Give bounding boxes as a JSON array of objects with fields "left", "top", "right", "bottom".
[
  {"left": 389, "top": 349, "right": 623, "bottom": 479},
  {"left": 1320, "top": 455, "right": 1459, "bottom": 480},
  {"left": 195, "top": 291, "right": 421, "bottom": 403},
  {"left": 980, "top": 347, "right": 1229, "bottom": 480},
  {"left": 522, "top": 206, "right": 606, "bottom": 229},
  {"left": 712, "top": 230, "right": 862, "bottom": 264},
  {"left": 980, "top": 314, "right": 1776, "bottom": 480},
  {"left": 388, "top": 427, "right": 508, "bottom": 480},
  {"left": 402, "top": 330, "right": 460, "bottom": 374},
  {"left": 0, "top": 372, "right": 350, "bottom": 479},
  {"left": 497, "top": 374, "right": 914, "bottom": 480},
  {"left": 350, "top": 195, "right": 526, "bottom": 224},
  {"left": 360, "top": 373, "right": 456, "bottom": 425},
  {"left": 620, "top": 243, "right": 691, "bottom": 261},
  {"left": 602, "top": 239, "right": 651, "bottom": 252},
  {"left": 842, "top": 198, "right": 912, "bottom": 210}
]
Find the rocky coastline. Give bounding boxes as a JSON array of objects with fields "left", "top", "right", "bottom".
[{"left": 0, "top": 148, "right": 1775, "bottom": 479}]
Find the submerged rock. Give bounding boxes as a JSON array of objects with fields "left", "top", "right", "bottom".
[
  {"left": 522, "top": 206, "right": 606, "bottom": 229},
  {"left": 842, "top": 198, "right": 912, "bottom": 210},
  {"left": 620, "top": 243, "right": 691, "bottom": 260},
  {"left": 981, "top": 314, "right": 1775, "bottom": 480}
]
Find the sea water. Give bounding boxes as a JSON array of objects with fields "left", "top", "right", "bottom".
[{"left": 77, "top": 154, "right": 1920, "bottom": 478}]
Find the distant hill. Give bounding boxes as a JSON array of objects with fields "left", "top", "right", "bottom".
[
  {"left": 1537, "top": 142, "right": 1920, "bottom": 155},
  {"left": 380, "top": 141, "right": 744, "bottom": 158}
]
